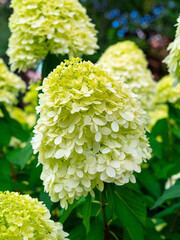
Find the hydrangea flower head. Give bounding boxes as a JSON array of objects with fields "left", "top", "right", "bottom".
[
  {"left": 155, "top": 75, "right": 180, "bottom": 107},
  {"left": 0, "top": 191, "right": 69, "bottom": 239},
  {"left": 31, "top": 58, "right": 151, "bottom": 209},
  {"left": 0, "top": 58, "right": 25, "bottom": 106},
  {"left": 98, "top": 41, "right": 156, "bottom": 111},
  {"left": 7, "top": 0, "right": 99, "bottom": 71},
  {"left": 164, "top": 16, "right": 180, "bottom": 84}
]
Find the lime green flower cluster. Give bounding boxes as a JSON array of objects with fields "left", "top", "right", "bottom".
[
  {"left": 0, "top": 58, "right": 25, "bottom": 105},
  {"left": 148, "top": 104, "right": 168, "bottom": 130},
  {"left": 9, "top": 106, "right": 29, "bottom": 124},
  {"left": 31, "top": 58, "right": 151, "bottom": 209},
  {"left": 148, "top": 75, "right": 180, "bottom": 129},
  {"left": 24, "top": 81, "right": 40, "bottom": 114},
  {"left": 98, "top": 41, "right": 156, "bottom": 111},
  {"left": 155, "top": 75, "right": 180, "bottom": 107},
  {"left": 164, "top": 16, "right": 180, "bottom": 84},
  {"left": 9, "top": 106, "right": 36, "bottom": 128},
  {"left": 7, "top": 0, "right": 99, "bottom": 72},
  {"left": 0, "top": 191, "right": 69, "bottom": 239}
]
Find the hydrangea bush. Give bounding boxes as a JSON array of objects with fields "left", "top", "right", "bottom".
[
  {"left": 7, "top": 0, "right": 99, "bottom": 71},
  {"left": 164, "top": 15, "right": 180, "bottom": 84},
  {"left": 1, "top": 1, "right": 180, "bottom": 239},
  {"left": 98, "top": 41, "right": 156, "bottom": 111},
  {"left": 0, "top": 191, "right": 69, "bottom": 239},
  {"left": 0, "top": 58, "right": 25, "bottom": 106},
  {"left": 31, "top": 58, "right": 151, "bottom": 209}
]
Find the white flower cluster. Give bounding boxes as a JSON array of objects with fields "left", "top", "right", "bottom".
[
  {"left": 32, "top": 58, "right": 151, "bottom": 209},
  {"left": 0, "top": 191, "right": 69, "bottom": 239},
  {"left": 154, "top": 75, "right": 180, "bottom": 108},
  {"left": 0, "top": 58, "right": 25, "bottom": 106},
  {"left": 7, "top": 0, "right": 98, "bottom": 71},
  {"left": 164, "top": 15, "right": 180, "bottom": 84}
]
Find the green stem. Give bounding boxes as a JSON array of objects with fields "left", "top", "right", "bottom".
[
  {"left": 100, "top": 191, "right": 109, "bottom": 240},
  {"left": 109, "top": 230, "right": 119, "bottom": 240},
  {"left": 10, "top": 163, "right": 16, "bottom": 181},
  {"left": 167, "top": 115, "right": 173, "bottom": 162},
  {"left": 170, "top": 208, "right": 180, "bottom": 232}
]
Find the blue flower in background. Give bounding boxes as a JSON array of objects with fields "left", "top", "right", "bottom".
[
  {"left": 112, "top": 20, "right": 119, "bottom": 28},
  {"left": 119, "top": 15, "right": 128, "bottom": 25},
  {"left": 130, "top": 10, "right": 138, "bottom": 19},
  {"left": 117, "top": 29, "right": 125, "bottom": 37}
]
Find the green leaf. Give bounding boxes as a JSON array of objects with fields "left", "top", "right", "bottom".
[
  {"left": 42, "top": 53, "right": 67, "bottom": 79},
  {"left": 151, "top": 119, "right": 169, "bottom": 145},
  {"left": 163, "top": 232, "right": 180, "bottom": 240},
  {"left": 144, "top": 218, "right": 161, "bottom": 240},
  {"left": 167, "top": 161, "right": 180, "bottom": 178},
  {"left": 39, "top": 188, "right": 53, "bottom": 211},
  {"left": 0, "top": 157, "right": 12, "bottom": 191},
  {"left": 116, "top": 184, "right": 147, "bottom": 225},
  {"left": 86, "top": 217, "right": 104, "bottom": 240},
  {"left": 69, "top": 223, "right": 86, "bottom": 240},
  {"left": 169, "top": 105, "right": 180, "bottom": 124},
  {"left": 154, "top": 202, "right": 180, "bottom": 218},
  {"left": 138, "top": 169, "right": 161, "bottom": 198},
  {"left": 152, "top": 181, "right": 180, "bottom": 209},
  {"left": 28, "top": 157, "right": 42, "bottom": 187},
  {"left": 149, "top": 136, "right": 163, "bottom": 159},
  {"left": 82, "top": 193, "right": 92, "bottom": 233},
  {"left": 0, "top": 118, "right": 11, "bottom": 147},
  {"left": 158, "top": 163, "right": 177, "bottom": 179},
  {"left": 0, "top": 104, "right": 29, "bottom": 142},
  {"left": 107, "top": 184, "right": 145, "bottom": 240},
  {"left": 9, "top": 118, "right": 29, "bottom": 142},
  {"left": 60, "top": 200, "right": 78, "bottom": 224},
  {"left": 172, "top": 128, "right": 180, "bottom": 138},
  {"left": 6, "top": 139, "right": 33, "bottom": 169},
  {"left": 0, "top": 7, "right": 10, "bottom": 56}
]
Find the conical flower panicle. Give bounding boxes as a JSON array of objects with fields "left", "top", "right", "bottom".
[
  {"left": 0, "top": 58, "right": 25, "bottom": 106},
  {"left": 0, "top": 191, "right": 69, "bottom": 239},
  {"left": 164, "top": 16, "right": 180, "bottom": 84},
  {"left": 7, "top": 0, "right": 99, "bottom": 71},
  {"left": 32, "top": 58, "right": 151, "bottom": 209},
  {"left": 98, "top": 41, "right": 156, "bottom": 111}
]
